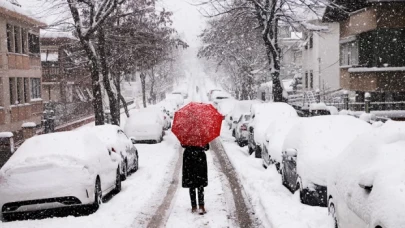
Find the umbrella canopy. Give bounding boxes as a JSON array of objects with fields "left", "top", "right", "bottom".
[{"left": 172, "top": 102, "right": 223, "bottom": 147}]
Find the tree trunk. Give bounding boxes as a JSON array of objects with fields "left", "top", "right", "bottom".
[
  {"left": 98, "top": 27, "right": 120, "bottom": 125},
  {"left": 80, "top": 40, "right": 104, "bottom": 125},
  {"left": 150, "top": 67, "right": 156, "bottom": 104},
  {"left": 119, "top": 93, "right": 130, "bottom": 118},
  {"left": 140, "top": 72, "right": 147, "bottom": 108}
]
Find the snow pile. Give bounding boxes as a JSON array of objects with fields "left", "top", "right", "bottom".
[
  {"left": 1, "top": 131, "right": 110, "bottom": 172},
  {"left": 326, "top": 106, "right": 339, "bottom": 115},
  {"left": 359, "top": 113, "right": 375, "bottom": 123},
  {"left": 80, "top": 124, "right": 127, "bottom": 154},
  {"left": 0, "top": 132, "right": 13, "bottom": 138},
  {"left": 328, "top": 120, "right": 405, "bottom": 227},
  {"left": 251, "top": 102, "right": 298, "bottom": 145},
  {"left": 21, "top": 122, "right": 36, "bottom": 128},
  {"left": 282, "top": 115, "right": 371, "bottom": 188},
  {"left": 265, "top": 117, "right": 300, "bottom": 164},
  {"left": 309, "top": 102, "right": 327, "bottom": 111}
]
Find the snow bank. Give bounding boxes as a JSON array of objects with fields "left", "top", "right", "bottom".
[
  {"left": 282, "top": 115, "right": 371, "bottom": 188},
  {"left": 329, "top": 121, "right": 405, "bottom": 227},
  {"left": 309, "top": 102, "right": 327, "bottom": 111}
]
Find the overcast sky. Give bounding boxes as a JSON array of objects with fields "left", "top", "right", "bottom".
[{"left": 16, "top": 0, "right": 205, "bottom": 48}]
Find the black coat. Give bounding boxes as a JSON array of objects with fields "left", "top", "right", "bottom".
[{"left": 182, "top": 145, "right": 209, "bottom": 188}]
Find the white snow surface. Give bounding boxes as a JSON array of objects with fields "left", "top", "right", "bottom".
[
  {"left": 251, "top": 102, "right": 298, "bottom": 146},
  {"left": 0, "top": 132, "right": 14, "bottom": 138},
  {"left": 21, "top": 122, "right": 36, "bottom": 128},
  {"left": 328, "top": 120, "right": 405, "bottom": 228},
  {"left": 282, "top": 115, "right": 371, "bottom": 188},
  {"left": 265, "top": 117, "right": 300, "bottom": 164},
  {"left": 0, "top": 133, "right": 180, "bottom": 228}
]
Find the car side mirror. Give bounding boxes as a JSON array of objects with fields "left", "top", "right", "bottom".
[{"left": 129, "top": 137, "right": 136, "bottom": 144}]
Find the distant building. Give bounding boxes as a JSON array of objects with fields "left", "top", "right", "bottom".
[
  {"left": 301, "top": 19, "right": 340, "bottom": 93},
  {"left": 0, "top": 2, "right": 46, "bottom": 140},
  {"left": 40, "top": 32, "right": 94, "bottom": 126},
  {"left": 278, "top": 25, "right": 303, "bottom": 80},
  {"left": 324, "top": 0, "right": 405, "bottom": 103}
]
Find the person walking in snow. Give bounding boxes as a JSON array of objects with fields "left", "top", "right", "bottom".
[{"left": 182, "top": 144, "right": 209, "bottom": 215}]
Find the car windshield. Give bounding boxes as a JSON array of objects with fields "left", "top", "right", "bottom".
[{"left": 1, "top": 1, "right": 402, "bottom": 227}]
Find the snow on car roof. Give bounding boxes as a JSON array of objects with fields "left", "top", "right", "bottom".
[
  {"left": 2, "top": 131, "right": 108, "bottom": 170},
  {"left": 329, "top": 120, "right": 405, "bottom": 227},
  {"left": 231, "top": 100, "right": 262, "bottom": 118},
  {"left": 81, "top": 124, "right": 121, "bottom": 147},
  {"left": 282, "top": 115, "right": 371, "bottom": 187}
]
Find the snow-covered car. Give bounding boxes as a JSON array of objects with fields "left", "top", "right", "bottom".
[
  {"left": 211, "top": 91, "right": 231, "bottom": 109},
  {"left": 327, "top": 121, "right": 405, "bottom": 228},
  {"left": 172, "top": 90, "right": 188, "bottom": 99},
  {"left": 140, "top": 107, "right": 171, "bottom": 130},
  {"left": 233, "top": 113, "right": 251, "bottom": 147},
  {"left": 124, "top": 111, "right": 164, "bottom": 143},
  {"left": 0, "top": 131, "right": 121, "bottom": 221},
  {"left": 84, "top": 125, "right": 139, "bottom": 180},
  {"left": 160, "top": 100, "right": 177, "bottom": 118},
  {"left": 166, "top": 94, "right": 184, "bottom": 107},
  {"left": 247, "top": 103, "right": 298, "bottom": 158},
  {"left": 229, "top": 100, "right": 262, "bottom": 133},
  {"left": 262, "top": 117, "right": 299, "bottom": 171},
  {"left": 207, "top": 89, "right": 222, "bottom": 101},
  {"left": 281, "top": 115, "right": 371, "bottom": 207}
]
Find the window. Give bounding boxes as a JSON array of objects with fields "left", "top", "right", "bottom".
[
  {"left": 28, "top": 33, "right": 40, "bottom": 54},
  {"left": 21, "top": 29, "right": 27, "bottom": 54},
  {"left": 310, "top": 71, "right": 314, "bottom": 89},
  {"left": 24, "top": 78, "right": 29, "bottom": 102},
  {"left": 9, "top": 78, "right": 16, "bottom": 105},
  {"left": 309, "top": 35, "right": 313, "bottom": 49},
  {"left": 305, "top": 72, "right": 308, "bottom": 89},
  {"left": 30, "top": 78, "right": 41, "bottom": 99},
  {"left": 7, "top": 24, "right": 13, "bottom": 52},
  {"left": 340, "top": 41, "right": 359, "bottom": 66},
  {"left": 17, "top": 78, "right": 22, "bottom": 104},
  {"left": 14, "top": 26, "right": 20, "bottom": 53}
]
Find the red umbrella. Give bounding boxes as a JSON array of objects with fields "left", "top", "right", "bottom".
[{"left": 172, "top": 102, "right": 223, "bottom": 147}]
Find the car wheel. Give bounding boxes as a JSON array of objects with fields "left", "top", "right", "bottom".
[
  {"left": 115, "top": 168, "right": 122, "bottom": 193},
  {"left": 329, "top": 202, "right": 338, "bottom": 228},
  {"left": 121, "top": 162, "right": 128, "bottom": 181},
  {"left": 92, "top": 178, "right": 102, "bottom": 211},
  {"left": 133, "top": 155, "right": 139, "bottom": 172}
]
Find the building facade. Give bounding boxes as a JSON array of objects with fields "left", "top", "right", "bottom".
[
  {"left": 325, "top": 1, "right": 405, "bottom": 103},
  {"left": 40, "top": 34, "right": 94, "bottom": 126},
  {"left": 302, "top": 21, "right": 340, "bottom": 93},
  {"left": 0, "top": 2, "right": 45, "bottom": 140}
]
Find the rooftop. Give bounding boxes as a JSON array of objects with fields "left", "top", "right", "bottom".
[{"left": 0, "top": 1, "right": 46, "bottom": 27}]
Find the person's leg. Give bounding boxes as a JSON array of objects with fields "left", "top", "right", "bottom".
[
  {"left": 189, "top": 188, "right": 197, "bottom": 208},
  {"left": 198, "top": 187, "right": 206, "bottom": 214},
  {"left": 197, "top": 187, "right": 204, "bottom": 206}
]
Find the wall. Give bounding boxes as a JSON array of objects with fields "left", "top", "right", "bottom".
[{"left": 340, "top": 7, "right": 377, "bottom": 39}]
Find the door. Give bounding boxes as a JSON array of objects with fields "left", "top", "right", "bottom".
[
  {"left": 118, "top": 130, "right": 135, "bottom": 168},
  {"left": 100, "top": 148, "right": 119, "bottom": 193}
]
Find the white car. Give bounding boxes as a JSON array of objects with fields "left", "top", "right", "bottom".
[
  {"left": 232, "top": 113, "right": 251, "bottom": 147},
  {"left": 140, "top": 107, "right": 171, "bottom": 130},
  {"left": 207, "top": 89, "right": 222, "bottom": 101},
  {"left": 124, "top": 111, "right": 164, "bottom": 143},
  {"left": 84, "top": 125, "right": 139, "bottom": 180},
  {"left": 247, "top": 102, "right": 298, "bottom": 158},
  {"left": 166, "top": 94, "right": 184, "bottom": 107},
  {"left": 211, "top": 91, "right": 231, "bottom": 108},
  {"left": 262, "top": 117, "right": 299, "bottom": 171},
  {"left": 0, "top": 131, "right": 121, "bottom": 221},
  {"left": 328, "top": 121, "right": 405, "bottom": 228},
  {"left": 229, "top": 100, "right": 262, "bottom": 133},
  {"left": 160, "top": 100, "right": 177, "bottom": 118},
  {"left": 281, "top": 115, "right": 371, "bottom": 207}
]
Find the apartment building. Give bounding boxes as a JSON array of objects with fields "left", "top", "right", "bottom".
[
  {"left": 324, "top": 0, "right": 405, "bottom": 103},
  {"left": 0, "top": 2, "right": 46, "bottom": 139}
]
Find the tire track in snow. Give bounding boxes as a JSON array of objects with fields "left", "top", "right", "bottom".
[{"left": 210, "top": 139, "right": 263, "bottom": 228}]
